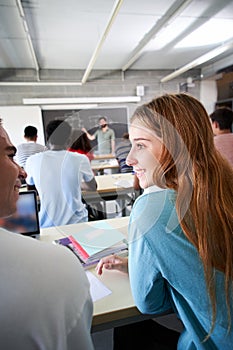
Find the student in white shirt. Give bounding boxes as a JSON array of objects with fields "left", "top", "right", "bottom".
[
  {"left": 15, "top": 125, "right": 46, "bottom": 168},
  {"left": 0, "top": 118, "right": 94, "bottom": 350},
  {"left": 25, "top": 120, "right": 97, "bottom": 228}
]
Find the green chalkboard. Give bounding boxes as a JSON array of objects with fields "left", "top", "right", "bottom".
[{"left": 42, "top": 107, "right": 129, "bottom": 149}]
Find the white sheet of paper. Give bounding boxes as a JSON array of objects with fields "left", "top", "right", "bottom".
[
  {"left": 86, "top": 270, "right": 112, "bottom": 302},
  {"left": 114, "top": 179, "right": 134, "bottom": 188}
]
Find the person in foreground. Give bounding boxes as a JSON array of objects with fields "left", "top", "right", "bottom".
[
  {"left": 0, "top": 118, "right": 94, "bottom": 349},
  {"left": 96, "top": 93, "right": 233, "bottom": 349}
]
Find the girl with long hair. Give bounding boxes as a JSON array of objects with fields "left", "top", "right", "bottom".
[{"left": 96, "top": 93, "right": 233, "bottom": 349}]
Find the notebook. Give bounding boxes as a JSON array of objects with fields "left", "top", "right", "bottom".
[
  {"left": 0, "top": 190, "right": 40, "bottom": 238},
  {"left": 54, "top": 221, "right": 128, "bottom": 268},
  {"left": 70, "top": 221, "right": 126, "bottom": 259}
]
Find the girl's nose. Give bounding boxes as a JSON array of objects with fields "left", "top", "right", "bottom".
[{"left": 126, "top": 149, "right": 136, "bottom": 167}]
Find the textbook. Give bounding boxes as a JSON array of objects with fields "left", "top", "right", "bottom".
[{"left": 54, "top": 221, "right": 128, "bottom": 268}]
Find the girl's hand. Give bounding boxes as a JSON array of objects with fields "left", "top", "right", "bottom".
[{"left": 95, "top": 255, "right": 128, "bottom": 275}]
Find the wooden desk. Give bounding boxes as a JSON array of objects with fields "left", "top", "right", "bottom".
[
  {"left": 82, "top": 173, "right": 135, "bottom": 217},
  {"left": 95, "top": 173, "right": 134, "bottom": 194},
  {"left": 21, "top": 174, "right": 135, "bottom": 218},
  {"left": 39, "top": 217, "right": 148, "bottom": 332},
  {"left": 91, "top": 158, "right": 119, "bottom": 175},
  {"left": 94, "top": 154, "right": 115, "bottom": 160}
]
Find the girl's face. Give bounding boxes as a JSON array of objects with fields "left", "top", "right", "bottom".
[{"left": 126, "top": 120, "right": 163, "bottom": 189}]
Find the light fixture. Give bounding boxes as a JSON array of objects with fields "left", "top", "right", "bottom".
[
  {"left": 23, "top": 96, "right": 141, "bottom": 105},
  {"left": 121, "top": 0, "right": 192, "bottom": 71},
  {"left": 0, "top": 82, "right": 82, "bottom": 86},
  {"left": 16, "top": 0, "right": 40, "bottom": 78},
  {"left": 81, "top": 0, "right": 123, "bottom": 84},
  {"left": 40, "top": 104, "right": 98, "bottom": 110},
  {"left": 175, "top": 18, "right": 233, "bottom": 48},
  {"left": 160, "top": 38, "right": 233, "bottom": 83}
]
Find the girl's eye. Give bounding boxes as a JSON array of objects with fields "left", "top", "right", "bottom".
[{"left": 136, "top": 143, "right": 144, "bottom": 150}]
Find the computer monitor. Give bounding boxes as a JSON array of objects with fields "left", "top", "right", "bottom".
[{"left": 0, "top": 190, "right": 40, "bottom": 238}]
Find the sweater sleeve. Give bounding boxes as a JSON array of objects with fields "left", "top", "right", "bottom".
[
  {"left": 128, "top": 190, "right": 174, "bottom": 315},
  {"left": 129, "top": 231, "right": 173, "bottom": 315}
]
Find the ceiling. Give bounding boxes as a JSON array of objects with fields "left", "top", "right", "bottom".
[{"left": 0, "top": 0, "right": 233, "bottom": 83}]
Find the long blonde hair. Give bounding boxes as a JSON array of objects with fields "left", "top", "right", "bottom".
[{"left": 131, "top": 93, "right": 233, "bottom": 334}]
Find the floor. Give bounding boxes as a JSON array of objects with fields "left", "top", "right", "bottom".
[{"left": 92, "top": 329, "right": 113, "bottom": 350}]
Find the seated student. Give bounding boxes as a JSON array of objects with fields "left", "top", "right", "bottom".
[
  {"left": 68, "top": 129, "right": 95, "bottom": 162},
  {"left": 25, "top": 120, "right": 97, "bottom": 228},
  {"left": 96, "top": 93, "right": 233, "bottom": 349},
  {"left": 15, "top": 125, "right": 46, "bottom": 168},
  {"left": 115, "top": 133, "right": 133, "bottom": 173},
  {"left": 210, "top": 107, "right": 233, "bottom": 167},
  {"left": 0, "top": 118, "right": 94, "bottom": 349},
  {"left": 68, "top": 129, "right": 104, "bottom": 221}
]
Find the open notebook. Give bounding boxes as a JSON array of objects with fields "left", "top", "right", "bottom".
[{"left": 0, "top": 190, "right": 40, "bottom": 238}]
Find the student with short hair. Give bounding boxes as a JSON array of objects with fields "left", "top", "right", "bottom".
[
  {"left": 15, "top": 125, "right": 46, "bottom": 168},
  {"left": 210, "top": 107, "right": 233, "bottom": 166},
  {"left": 82, "top": 116, "right": 115, "bottom": 155},
  {"left": 68, "top": 129, "right": 95, "bottom": 162},
  {"left": 25, "top": 120, "right": 97, "bottom": 228},
  {"left": 0, "top": 118, "right": 94, "bottom": 350},
  {"left": 115, "top": 133, "right": 133, "bottom": 173}
]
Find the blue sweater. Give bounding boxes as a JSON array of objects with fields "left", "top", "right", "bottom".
[{"left": 128, "top": 187, "right": 233, "bottom": 349}]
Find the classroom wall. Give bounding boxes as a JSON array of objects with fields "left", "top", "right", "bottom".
[
  {"left": 0, "top": 69, "right": 201, "bottom": 106},
  {"left": 200, "top": 80, "right": 218, "bottom": 115},
  {"left": 0, "top": 106, "right": 45, "bottom": 146},
  {"left": 0, "top": 68, "right": 218, "bottom": 144}
]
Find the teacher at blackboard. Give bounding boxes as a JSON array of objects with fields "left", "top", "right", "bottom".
[{"left": 82, "top": 116, "right": 115, "bottom": 155}]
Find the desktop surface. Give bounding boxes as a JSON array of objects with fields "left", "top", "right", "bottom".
[{"left": 39, "top": 217, "right": 142, "bottom": 330}]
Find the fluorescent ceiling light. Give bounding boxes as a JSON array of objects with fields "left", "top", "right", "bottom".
[
  {"left": 16, "top": 0, "right": 39, "bottom": 73},
  {"left": 81, "top": 0, "right": 123, "bottom": 84},
  {"left": 121, "top": 0, "right": 192, "bottom": 71},
  {"left": 160, "top": 38, "right": 233, "bottom": 83},
  {"left": 176, "top": 19, "right": 233, "bottom": 48},
  {"left": 40, "top": 104, "right": 98, "bottom": 110},
  {"left": 0, "top": 82, "right": 82, "bottom": 86},
  {"left": 23, "top": 96, "right": 141, "bottom": 105},
  {"left": 146, "top": 17, "right": 196, "bottom": 51}
]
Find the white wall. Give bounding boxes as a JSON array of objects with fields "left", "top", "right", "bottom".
[
  {"left": 0, "top": 106, "right": 45, "bottom": 147},
  {"left": 199, "top": 80, "right": 218, "bottom": 115}
]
